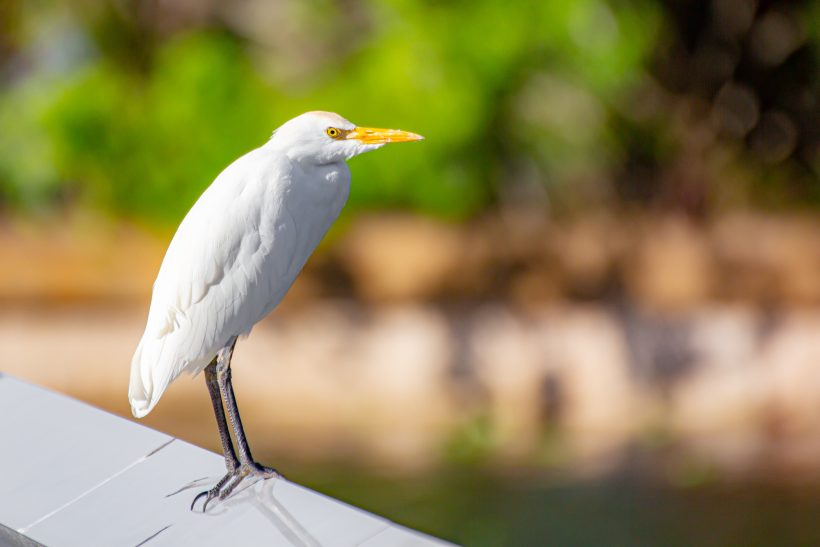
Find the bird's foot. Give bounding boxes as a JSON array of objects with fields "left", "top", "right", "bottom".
[{"left": 191, "top": 462, "right": 282, "bottom": 512}]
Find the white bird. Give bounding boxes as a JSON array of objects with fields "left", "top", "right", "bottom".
[{"left": 128, "top": 111, "right": 423, "bottom": 509}]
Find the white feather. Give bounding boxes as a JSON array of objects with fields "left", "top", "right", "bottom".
[
  {"left": 129, "top": 111, "right": 421, "bottom": 418},
  {"left": 129, "top": 116, "right": 352, "bottom": 417}
]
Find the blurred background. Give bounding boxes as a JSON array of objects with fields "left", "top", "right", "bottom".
[{"left": 1, "top": 0, "right": 819, "bottom": 544}]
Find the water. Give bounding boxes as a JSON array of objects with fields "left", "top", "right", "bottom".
[{"left": 288, "top": 466, "right": 820, "bottom": 546}]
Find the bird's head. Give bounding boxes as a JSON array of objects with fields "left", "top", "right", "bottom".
[{"left": 269, "top": 111, "right": 423, "bottom": 165}]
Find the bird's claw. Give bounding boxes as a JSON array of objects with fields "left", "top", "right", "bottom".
[
  {"left": 190, "top": 486, "right": 219, "bottom": 513},
  {"left": 191, "top": 463, "right": 282, "bottom": 512}
]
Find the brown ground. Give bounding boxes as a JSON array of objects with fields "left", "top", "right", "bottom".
[{"left": 2, "top": 212, "right": 820, "bottom": 477}]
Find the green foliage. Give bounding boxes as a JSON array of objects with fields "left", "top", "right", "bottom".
[
  {"left": 0, "top": 0, "right": 660, "bottom": 225},
  {"left": 444, "top": 412, "right": 497, "bottom": 465}
]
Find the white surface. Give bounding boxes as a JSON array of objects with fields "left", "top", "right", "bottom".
[
  {"left": 0, "top": 376, "right": 171, "bottom": 531},
  {"left": 0, "top": 374, "right": 452, "bottom": 546}
]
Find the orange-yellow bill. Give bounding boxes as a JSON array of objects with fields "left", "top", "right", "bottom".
[{"left": 346, "top": 127, "right": 424, "bottom": 144}]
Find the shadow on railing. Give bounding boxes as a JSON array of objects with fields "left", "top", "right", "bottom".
[
  {"left": 168, "top": 475, "right": 320, "bottom": 546},
  {"left": 228, "top": 479, "right": 321, "bottom": 547}
]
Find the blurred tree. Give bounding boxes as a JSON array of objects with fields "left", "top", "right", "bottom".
[
  {"left": 0, "top": 0, "right": 659, "bottom": 223},
  {"left": 0, "top": 0, "right": 815, "bottom": 224},
  {"left": 630, "top": 0, "right": 820, "bottom": 214}
]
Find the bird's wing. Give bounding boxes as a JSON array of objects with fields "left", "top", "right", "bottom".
[{"left": 130, "top": 149, "right": 296, "bottom": 416}]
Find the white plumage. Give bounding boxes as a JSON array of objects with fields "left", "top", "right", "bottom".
[{"left": 129, "top": 111, "right": 422, "bottom": 418}]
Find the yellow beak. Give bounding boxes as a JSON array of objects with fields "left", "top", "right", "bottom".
[{"left": 345, "top": 126, "right": 424, "bottom": 144}]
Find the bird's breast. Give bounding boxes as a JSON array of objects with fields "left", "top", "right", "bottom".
[{"left": 255, "top": 161, "right": 350, "bottom": 290}]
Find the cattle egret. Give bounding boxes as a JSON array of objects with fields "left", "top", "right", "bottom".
[{"left": 128, "top": 111, "right": 423, "bottom": 510}]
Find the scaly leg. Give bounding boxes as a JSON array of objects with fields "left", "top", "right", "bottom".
[
  {"left": 191, "top": 357, "right": 240, "bottom": 511},
  {"left": 215, "top": 339, "right": 281, "bottom": 500},
  {"left": 192, "top": 338, "right": 281, "bottom": 511}
]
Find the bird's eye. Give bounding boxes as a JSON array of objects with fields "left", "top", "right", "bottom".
[{"left": 326, "top": 127, "right": 341, "bottom": 139}]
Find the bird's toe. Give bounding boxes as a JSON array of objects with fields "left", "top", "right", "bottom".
[
  {"left": 191, "top": 486, "right": 221, "bottom": 512},
  {"left": 250, "top": 462, "right": 283, "bottom": 479},
  {"left": 191, "top": 469, "right": 238, "bottom": 512},
  {"left": 190, "top": 463, "right": 282, "bottom": 511}
]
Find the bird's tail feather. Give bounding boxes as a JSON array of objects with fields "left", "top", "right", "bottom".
[{"left": 129, "top": 336, "right": 174, "bottom": 418}]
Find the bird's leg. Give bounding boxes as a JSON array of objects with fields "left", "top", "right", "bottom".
[
  {"left": 191, "top": 358, "right": 241, "bottom": 511},
  {"left": 206, "top": 358, "right": 239, "bottom": 471},
  {"left": 215, "top": 341, "right": 281, "bottom": 501},
  {"left": 192, "top": 339, "right": 281, "bottom": 511}
]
